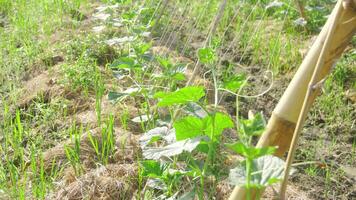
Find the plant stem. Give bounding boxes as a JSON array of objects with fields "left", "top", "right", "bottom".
[
  {"left": 212, "top": 67, "right": 218, "bottom": 107},
  {"left": 200, "top": 113, "right": 217, "bottom": 200},
  {"left": 246, "top": 157, "right": 252, "bottom": 200},
  {"left": 199, "top": 172, "right": 204, "bottom": 200}
]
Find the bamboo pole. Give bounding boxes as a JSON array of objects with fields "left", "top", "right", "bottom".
[
  {"left": 280, "top": 0, "right": 344, "bottom": 198},
  {"left": 295, "top": 0, "right": 307, "bottom": 20},
  {"left": 229, "top": 1, "right": 356, "bottom": 199}
]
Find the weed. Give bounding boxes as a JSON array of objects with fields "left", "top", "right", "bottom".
[
  {"left": 119, "top": 107, "right": 130, "bottom": 130},
  {"left": 30, "top": 146, "right": 53, "bottom": 199},
  {"left": 88, "top": 114, "right": 115, "bottom": 165},
  {"left": 64, "top": 124, "right": 83, "bottom": 175},
  {"left": 95, "top": 66, "right": 105, "bottom": 126},
  {"left": 62, "top": 58, "right": 98, "bottom": 95},
  {"left": 65, "top": 36, "right": 117, "bottom": 65}
]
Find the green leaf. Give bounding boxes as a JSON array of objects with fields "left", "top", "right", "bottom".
[
  {"left": 223, "top": 74, "right": 246, "bottom": 92},
  {"left": 139, "top": 127, "right": 176, "bottom": 148},
  {"left": 239, "top": 113, "right": 266, "bottom": 137},
  {"left": 108, "top": 91, "right": 127, "bottom": 102},
  {"left": 229, "top": 155, "right": 293, "bottom": 188},
  {"left": 140, "top": 160, "right": 164, "bottom": 177},
  {"left": 155, "top": 86, "right": 205, "bottom": 107},
  {"left": 204, "top": 113, "right": 234, "bottom": 139},
  {"left": 174, "top": 112, "right": 233, "bottom": 141},
  {"left": 108, "top": 88, "right": 141, "bottom": 103},
  {"left": 172, "top": 72, "right": 186, "bottom": 81},
  {"left": 141, "top": 53, "right": 155, "bottom": 62},
  {"left": 174, "top": 116, "right": 205, "bottom": 141},
  {"left": 153, "top": 91, "right": 166, "bottom": 98},
  {"left": 196, "top": 141, "right": 210, "bottom": 154},
  {"left": 142, "top": 136, "right": 207, "bottom": 160},
  {"left": 226, "top": 142, "right": 247, "bottom": 156},
  {"left": 122, "top": 11, "right": 136, "bottom": 20},
  {"left": 226, "top": 142, "right": 276, "bottom": 159},
  {"left": 110, "top": 57, "right": 135, "bottom": 69},
  {"left": 198, "top": 47, "right": 216, "bottom": 64},
  {"left": 157, "top": 57, "right": 173, "bottom": 69},
  {"left": 134, "top": 43, "right": 151, "bottom": 55}
]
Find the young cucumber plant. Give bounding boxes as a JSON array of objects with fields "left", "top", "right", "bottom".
[
  {"left": 108, "top": 42, "right": 187, "bottom": 133},
  {"left": 226, "top": 113, "right": 287, "bottom": 199},
  {"left": 199, "top": 47, "right": 288, "bottom": 200},
  {"left": 137, "top": 46, "right": 289, "bottom": 199},
  {"left": 141, "top": 85, "right": 234, "bottom": 199}
]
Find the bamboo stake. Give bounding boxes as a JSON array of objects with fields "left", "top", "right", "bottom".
[
  {"left": 279, "top": 0, "right": 344, "bottom": 198},
  {"left": 343, "top": 0, "right": 356, "bottom": 10},
  {"left": 208, "top": 0, "right": 228, "bottom": 43},
  {"left": 229, "top": 1, "right": 356, "bottom": 199},
  {"left": 295, "top": 0, "right": 307, "bottom": 20}
]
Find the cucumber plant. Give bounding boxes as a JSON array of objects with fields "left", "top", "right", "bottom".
[
  {"left": 226, "top": 113, "right": 286, "bottom": 199},
  {"left": 103, "top": 9, "right": 289, "bottom": 198},
  {"left": 136, "top": 47, "right": 289, "bottom": 199}
]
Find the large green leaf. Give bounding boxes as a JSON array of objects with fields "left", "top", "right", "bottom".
[
  {"left": 204, "top": 113, "right": 234, "bottom": 139},
  {"left": 174, "top": 116, "right": 205, "bottom": 141},
  {"left": 110, "top": 57, "right": 136, "bottom": 69},
  {"left": 139, "top": 127, "right": 176, "bottom": 148},
  {"left": 155, "top": 86, "right": 205, "bottom": 107},
  {"left": 226, "top": 142, "right": 276, "bottom": 159},
  {"left": 143, "top": 136, "right": 207, "bottom": 160},
  {"left": 174, "top": 112, "right": 233, "bottom": 141},
  {"left": 229, "top": 155, "right": 291, "bottom": 188}
]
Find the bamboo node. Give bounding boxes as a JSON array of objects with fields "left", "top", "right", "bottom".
[
  {"left": 343, "top": 0, "right": 356, "bottom": 11},
  {"left": 312, "top": 78, "right": 327, "bottom": 90}
]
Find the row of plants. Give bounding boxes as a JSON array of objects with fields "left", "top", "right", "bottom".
[{"left": 103, "top": 2, "right": 291, "bottom": 197}]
